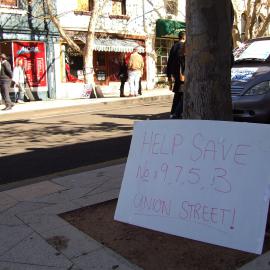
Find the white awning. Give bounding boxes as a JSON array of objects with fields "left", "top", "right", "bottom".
[
  {"left": 74, "top": 35, "right": 145, "bottom": 53},
  {"left": 94, "top": 38, "right": 145, "bottom": 53}
]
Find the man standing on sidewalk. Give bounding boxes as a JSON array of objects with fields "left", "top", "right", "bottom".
[
  {"left": 167, "top": 31, "right": 186, "bottom": 118},
  {"left": 0, "top": 53, "right": 14, "bottom": 110},
  {"left": 128, "top": 47, "right": 144, "bottom": 97}
]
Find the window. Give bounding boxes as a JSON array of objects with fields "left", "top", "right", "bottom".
[
  {"left": 112, "top": 0, "right": 126, "bottom": 15},
  {"left": 0, "top": 0, "right": 18, "bottom": 8},
  {"left": 64, "top": 45, "right": 84, "bottom": 83},
  {"left": 77, "top": 0, "right": 93, "bottom": 11},
  {"left": 166, "top": 0, "right": 178, "bottom": 16},
  {"left": 155, "top": 38, "right": 175, "bottom": 78}
]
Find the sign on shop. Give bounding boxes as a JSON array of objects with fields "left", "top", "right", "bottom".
[
  {"left": 12, "top": 41, "right": 47, "bottom": 87},
  {"left": 115, "top": 120, "right": 270, "bottom": 254}
]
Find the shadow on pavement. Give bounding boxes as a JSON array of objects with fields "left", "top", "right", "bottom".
[{"left": 0, "top": 135, "right": 131, "bottom": 185}]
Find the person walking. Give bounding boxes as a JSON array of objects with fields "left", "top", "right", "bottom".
[
  {"left": 12, "top": 58, "right": 27, "bottom": 103},
  {"left": 167, "top": 31, "right": 186, "bottom": 119},
  {"left": 0, "top": 53, "right": 14, "bottom": 110},
  {"left": 118, "top": 57, "right": 128, "bottom": 97},
  {"left": 128, "top": 47, "right": 144, "bottom": 97}
]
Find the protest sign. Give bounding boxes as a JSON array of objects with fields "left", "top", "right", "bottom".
[{"left": 114, "top": 120, "right": 270, "bottom": 254}]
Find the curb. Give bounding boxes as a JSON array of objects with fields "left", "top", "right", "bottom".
[{"left": 0, "top": 92, "right": 173, "bottom": 118}]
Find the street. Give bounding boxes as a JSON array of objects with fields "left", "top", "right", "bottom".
[{"left": 0, "top": 99, "right": 171, "bottom": 185}]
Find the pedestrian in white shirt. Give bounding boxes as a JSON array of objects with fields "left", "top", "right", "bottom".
[{"left": 12, "top": 58, "right": 26, "bottom": 103}]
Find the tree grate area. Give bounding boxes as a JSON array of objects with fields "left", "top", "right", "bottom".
[{"left": 60, "top": 199, "right": 270, "bottom": 270}]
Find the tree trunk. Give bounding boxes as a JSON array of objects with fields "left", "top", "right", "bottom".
[
  {"left": 84, "top": 1, "right": 99, "bottom": 85},
  {"left": 184, "top": 0, "right": 233, "bottom": 121}
]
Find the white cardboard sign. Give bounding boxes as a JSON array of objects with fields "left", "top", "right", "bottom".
[{"left": 114, "top": 120, "right": 270, "bottom": 254}]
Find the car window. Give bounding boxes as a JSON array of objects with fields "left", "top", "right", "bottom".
[{"left": 235, "top": 40, "right": 270, "bottom": 61}]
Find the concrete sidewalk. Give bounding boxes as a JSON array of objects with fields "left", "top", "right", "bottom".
[
  {"left": 0, "top": 88, "right": 172, "bottom": 115},
  {"left": 0, "top": 162, "right": 142, "bottom": 270},
  {"left": 0, "top": 161, "right": 270, "bottom": 270},
  {"left": 0, "top": 87, "right": 269, "bottom": 269}
]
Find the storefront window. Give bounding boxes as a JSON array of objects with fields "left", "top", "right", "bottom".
[
  {"left": 0, "top": 0, "right": 18, "bottom": 7},
  {"left": 112, "top": 0, "right": 126, "bottom": 15},
  {"left": 94, "top": 52, "right": 107, "bottom": 83},
  {"left": 4, "top": 41, "right": 48, "bottom": 87},
  {"left": 155, "top": 38, "right": 175, "bottom": 78},
  {"left": 64, "top": 45, "right": 84, "bottom": 82}
]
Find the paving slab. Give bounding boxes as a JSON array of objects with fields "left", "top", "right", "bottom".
[
  {"left": 0, "top": 223, "right": 33, "bottom": 255},
  {"left": 0, "top": 211, "right": 25, "bottom": 226},
  {"left": 31, "top": 185, "right": 101, "bottom": 205},
  {"left": 17, "top": 212, "right": 71, "bottom": 233},
  {"left": 72, "top": 189, "right": 120, "bottom": 208},
  {"left": 238, "top": 250, "right": 270, "bottom": 270},
  {"left": 71, "top": 247, "right": 142, "bottom": 270},
  {"left": 40, "top": 223, "right": 103, "bottom": 259},
  {"left": 21, "top": 200, "right": 81, "bottom": 216},
  {"left": 85, "top": 177, "right": 122, "bottom": 195},
  {"left": 0, "top": 192, "right": 18, "bottom": 211},
  {"left": 51, "top": 169, "right": 112, "bottom": 189},
  {"left": 3, "top": 181, "right": 67, "bottom": 201},
  {"left": 1, "top": 200, "right": 53, "bottom": 216},
  {"left": 96, "top": 163, "right": 126, "bottom": 180},
  {"left": 0, "top": 262, "right": 69, "bottom": 270},
  {"left": 0, "top": 232, "right": 72, "bottom": 268}
]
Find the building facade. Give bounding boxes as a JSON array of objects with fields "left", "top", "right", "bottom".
[
  {"left": 0, "top": 0, "right": 59, "bottom": 100},
  {"left": 54, "top": 0, "right": 186, "bottom": 99},
  {"left": 143, "top": 0, "right": 186, "bottom": 85}
]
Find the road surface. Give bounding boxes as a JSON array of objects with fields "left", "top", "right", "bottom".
[{"left": 0, "top": 100, "right": 171, "bottom": 185}]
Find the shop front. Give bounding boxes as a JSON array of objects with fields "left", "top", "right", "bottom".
[
  {"left": 0, "top": 40, "right": 49, "bottom": 100},
  {"left": 57, "top": 36, "right": 145, "bottom": 98}
]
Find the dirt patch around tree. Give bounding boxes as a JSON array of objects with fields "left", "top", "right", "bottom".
[{"left": 60, "top": 199, "right": 270, "bottom": 270}]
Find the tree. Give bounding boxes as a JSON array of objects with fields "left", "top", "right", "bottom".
[
  {"left": 232, "top": 0, "right": 270, "bottom": 46},
  {"left": 44, "top": 0, "right": 108, "bottom": 87},
  {"left": 184, "top": 0, "right": 233, "bottom": 121}
]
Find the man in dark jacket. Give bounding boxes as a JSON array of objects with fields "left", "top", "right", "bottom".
[
  {"left": 167, "top": 31, "right": 186, "bottom": 118},
  {"left": 0, "top": 53, "right": 14, "bottom": 110}
]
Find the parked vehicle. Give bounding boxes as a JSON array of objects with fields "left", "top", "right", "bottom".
[{"left": 231, "top": 37, "right": 270, "bottom": 123}]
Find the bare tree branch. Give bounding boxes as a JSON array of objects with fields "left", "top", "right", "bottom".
[
  {"left": 249, "top": 0, "right": 261, "bottom": 38},
  {"left": 257, "top": 13, "right": 270, "bottom": 36},
  {"left": 45, "top": 0, "right": 81, "bottom": 53},
  {"left": 244, "top": 0, "right": 252, "bottom": 38},
  {"left": 234, "top": 0, "right": 269, "bottom": 41}
]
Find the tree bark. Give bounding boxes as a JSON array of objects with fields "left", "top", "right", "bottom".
[
  {"left": 232, "top": 10, "right": 241, "bottom": 48},
  {"left": 249, "top": 0, "right": 261, "bottom": 38},
  {"left": 83, "top": 0, "right": 109, "bottom": 85},
  {"left": 257, "top": 13, "right": 270, "bottom": 37},
  {"left": 244, "top": 0, "right": 252, "bottom": 39},
  {"left": 184, "top": 0, "right": 233, "bottom": 121},
  {"left": 84, "top": 0, "right": 99, "bottom": 85}
]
